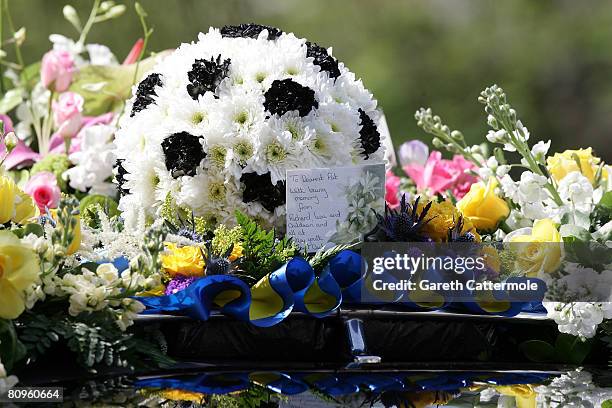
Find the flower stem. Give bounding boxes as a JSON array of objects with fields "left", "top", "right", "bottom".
[
  {"left": 2, "top": 0, "right": 24, "bottom": 69},
  {"left": 76, "top": 0, "right": 101, "bottom": 49}
]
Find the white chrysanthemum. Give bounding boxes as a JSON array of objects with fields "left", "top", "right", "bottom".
[{"left": 115, "top": 24, "right": 385, "bottom": 228}]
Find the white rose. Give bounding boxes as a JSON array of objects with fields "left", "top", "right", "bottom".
[{"left": 96, "top": 263, "right": 119, "bottom": 284}]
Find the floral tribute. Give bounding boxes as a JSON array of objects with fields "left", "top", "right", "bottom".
[
  {"left": 115, "top": 23, "right": 385, "bottom": 229},
  {"left": 0, "top": 0, "right": 610, "bottom": 396}
]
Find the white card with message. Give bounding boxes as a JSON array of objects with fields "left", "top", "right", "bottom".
[{"left": 286, "top": 163, "right": 386, "bottom": 252}]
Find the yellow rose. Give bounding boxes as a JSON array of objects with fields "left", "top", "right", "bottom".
[
  {"left": 0, "top": 175, "right": 18, "bottom": 224},
  {"left": 418, "top": 200, "right": 480, "bottom": 242},
  {"left": 0, "top": 231, "right": 40, "bottom": 319},
  {"left": 161, "top": 243, "right": 205, "bottom": 277},
  {"left": 0, "top": 174, "right": 39, "bottom": 225},
  {"left": 510, "top": 219, "right": 563, "bottom": 277},
  {"left": 457, "top": 177, "right": 509, "bottom": 232},
  {"left": 546, "top": 147, "right": 606, "bottom": 184}
]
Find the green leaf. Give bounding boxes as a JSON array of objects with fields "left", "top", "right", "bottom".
[
  {"left": 560, "top": 224, "right": 592, "bottom": 241},
  {"left": 20, "top": 62, "right": 42, "bottom": 91},
  {"left": 519, "top": 340, "right": 555, "bottom": 362},
  {"left": 599, "top": 191, "right": 612, "bottom": 209},
  {"left": 0, "top": 319, "right": 26, "bottom": 371},
  {"left": 0, "top": 88, "right": 24, "bottom": 114},
  {"left": 554, "top": 333, "right": 593, "bottom": 365},
  {"left": 602, "top": 400, "right": 612, "bottom": 408}
]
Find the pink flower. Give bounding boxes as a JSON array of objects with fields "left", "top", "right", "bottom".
[
  {"left": 403, "top": 151, "right": 477, "bottom": 199},
  {"left": 0, "top": 114, "right": 40, "bottom": 169},
  {"left": 123, "top": 38, "right": 144, "bottom": 65},
  {"left": 41, "top": 50, "right": 76, "bottom": 92},
  {"left": 53, "top": 92, "right": 84, "bottom": 138},
  {"left": 48, "top": 112, "right": 114, "bottom": 155},
  {"left": 24, "top": 172, "right": 61, "bottom": 211},
  {"left": 385, "top": 171, "right": 401, "bottom": 209}
]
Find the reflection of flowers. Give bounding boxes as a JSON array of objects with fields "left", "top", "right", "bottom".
[
  {"left": 330, "top": 171, "right": 384, "bottom": 244},
  {"left": 535, "top": 369, "right": 612, "bottom": 407}
]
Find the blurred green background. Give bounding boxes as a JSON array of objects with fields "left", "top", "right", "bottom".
[{"left": 4, "top": 0, "right": 612, "bottom": 157}]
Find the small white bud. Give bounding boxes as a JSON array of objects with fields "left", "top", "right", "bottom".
[
  {"left": 13, "top": 27, "right": 26, "bottom": 46},
  {"left": 4, "top": 132, "right": 18, "bottom": 152},
  {"left": 63, "top": 5, "right": 82, "bottom": 31},
  {"left": 104, "top": 5, "right": 126, "bottom": 19}
]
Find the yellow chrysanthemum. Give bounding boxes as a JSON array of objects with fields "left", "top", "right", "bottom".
[
  {"left": 161, "top": 243, "right": 205, "bottom": 277},
  {"left": 417, "top": 200, "right": 480, "bottom": 242},
  {"left": 0, "top": 231, "right": 40, "bottom": 319}
]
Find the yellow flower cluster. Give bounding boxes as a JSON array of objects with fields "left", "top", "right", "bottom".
[
  {"left": 0, "top": 231, "right": 39, "bottom": 319},
  {"left": 417, "top": 199, "right": 479, "bottom": 242},
  {"left": 0, "top": 173, "right": 38, "bottom": 225},
  {"left": 161, "top": 243, "right": 206, "bottom": 277},
  {"left": 161, "top": 242, "right": 244, "bottom": 278}
]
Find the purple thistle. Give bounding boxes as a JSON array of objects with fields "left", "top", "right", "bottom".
[{"left": 165, "top": 276, "right": 199, "bottom": 295}]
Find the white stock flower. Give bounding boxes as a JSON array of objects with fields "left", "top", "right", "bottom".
[
  {"left": 531, "top": 139, "right": 551, "bottom": 162},
  {"left": 558, "top": 171, "right": 594, "bottom": 213}
]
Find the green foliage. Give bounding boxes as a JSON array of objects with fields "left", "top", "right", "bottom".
[
  {"left": 80, "top": 194, "right": 119, "bottom": 228},
  {"left": 593, "top": 191, "right": 612, "bottom": 227},
  {"left": 17, "top": 311, "right": 174, "bottom": 373},
  {"left": 235, "top": 210, "right": 296, "bottom": 284},
  {"left": 519, "top": 333, "right": 593, "bottom": 365},
  {"left": 309, "top": 242, "right": 359, "bottom": 274},
  {"left": 0, "top": 319, "right": 27, "bottom": 372},
  {"left": 212, "top": 224, "right": 243, "bottom": 255}
]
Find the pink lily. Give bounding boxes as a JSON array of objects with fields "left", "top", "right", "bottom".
[{"left": 0, "top": 114, "right": 40, "bottom": 169}]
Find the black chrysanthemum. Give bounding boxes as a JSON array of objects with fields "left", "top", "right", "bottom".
[
  {"left": 358, "top": 108, "right": 381, "bottom": 158},
  {"left": 220, "top": 23, "right": 283, "bottom": 40},
  {"left": 114, "top": 159, "right": 130, "bottom": 196},
  {"left": 186, "top": 55, "right": 231, "bottom": 100},
  {"left": 264, "top": 79, "right": 318, "bottom": 117},
  {"left": 130, "top": 73, "right": 163, "bottom": 117},
  {"left": 306, "top": 41, "right": 341, "bottom": 79},
  {"left": 240, "top": 172, "right": 286, "bottom": 212},
  {"left": 161, "top": 132, "right": 206, "bottom": 178}
]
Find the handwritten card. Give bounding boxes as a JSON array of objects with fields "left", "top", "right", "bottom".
[{"left": 286, "top": 163, "right": 386, "bottom": 252}]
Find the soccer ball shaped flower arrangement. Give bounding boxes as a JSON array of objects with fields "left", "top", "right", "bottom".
[{"left": 115, "top": 24, "right": 385, "bottom": 229}]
